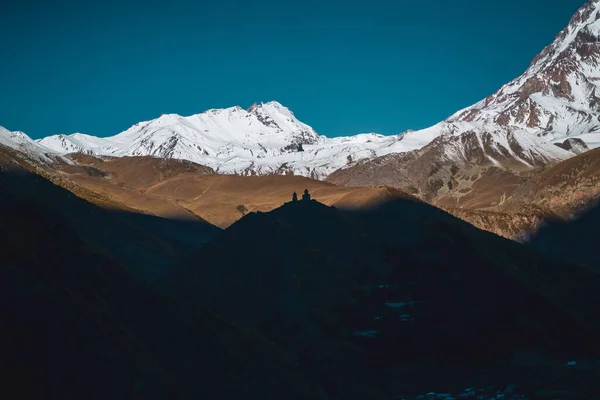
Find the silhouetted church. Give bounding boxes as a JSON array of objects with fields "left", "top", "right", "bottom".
[
  {"left": 290, "top": 189, "right": 313, "bottom": 203},
  {"left": 301, "top": 189, "right": 311, "bottom": 201}
]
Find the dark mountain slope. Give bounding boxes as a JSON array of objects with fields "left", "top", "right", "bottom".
[
  {"left": 0, "top": 145, "right": 221, "bottom": 281},
  {"left": 529, "top": 201, "right": 600, "bottom": 268},
  {"left": 166, "top": 197, "right": 600, "bottom": 399},
  {"left": 0, "top": 166, "right": 328, "bottom": 399}
]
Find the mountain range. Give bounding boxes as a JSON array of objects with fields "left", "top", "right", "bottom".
[
  {"left": 0, "top": 1, "right": 594, "bottom": 181},
  {"left": 0, "top": 1, "right": 599, "bottom": 244},
  {"left": 36, "top": 102, "right": 414, "bottom": 179}
]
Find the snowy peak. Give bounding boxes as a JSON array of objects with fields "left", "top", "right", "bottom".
[
  {"left": 327, "top": 3, "right": 600, "bottom": 202},
  {"left": 0, "top": 126, "right": 62, "bottom": 163},
  {"left": 246, "top": 101, "right": 319, "bottom": 143},
  {"left": 370, "top": 0, "right": 600, "bottom": 173},
  {"left": 38, "top": 133, "right": 104, "bottom": 155},
  {"left": 530, "top": 0, "right": 600, "bottom": 69},
  {"left": 443, "top": 0, "right": 600, "bottom": 149},
  {"left": 38, "top": 101, "right": 412, "bottom": 178}
]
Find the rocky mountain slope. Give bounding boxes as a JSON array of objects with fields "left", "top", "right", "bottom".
[
  {"left": 329, "top": 1, "right": 600, "bottom": 199},
  {"left": 502, "top": 146, "right": 600, "bottom": 217},
  {"left": 443, "top": 206, "right": 559, "bottom": 242},
  {"left": 443, "top": 147, "right": 600, "bottom": 241}
]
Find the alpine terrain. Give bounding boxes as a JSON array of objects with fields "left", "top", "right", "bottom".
[
  {"left": 35, "top": 1, "right": 600, "bottom": 182},
  {"left": 329, "top": 0, "right": 600, "bottom": 203},
  {"left": 37, "top": 102, "right": 417, "bottom": 179}
]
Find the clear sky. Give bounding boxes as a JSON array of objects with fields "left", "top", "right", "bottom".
[{"left": 0, "top": 0, "right": 586, "bottom": 139}]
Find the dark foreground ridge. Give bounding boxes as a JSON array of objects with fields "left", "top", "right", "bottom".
[
  {"left": 529, "top": 201, "right": 600, "bottom": 269},
  {"left": 0, "top": 151, "right": 328, "bottom": 400},
  {"left": 165, "top": 193, "right": 600, "bottom": 399}
]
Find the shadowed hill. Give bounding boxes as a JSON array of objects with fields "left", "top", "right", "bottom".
[
  {"left": 528, "top": 201, "right": 600, "bottom": 268},
  {"left": 0, "top": 149, "right": 221, "bottom": 281},
  {"left": 0, "top": 202, "right": 328, "bottom": 400},
  {"left": 144, "top": 174, "right": 417, "bottom": 227},
  {"left": 0, "top": 157, "right": 328, "bottom": 400},
  {"left": 165, "top": 196, "right": 600, "bottom": 399}
]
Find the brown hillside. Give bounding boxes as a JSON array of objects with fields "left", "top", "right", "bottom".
[
  {"left": 440, "top": 149, "right": 600, "bottom": 240},
  {"left": 53, "top": 155, "right": 417, "bottom": 228},
  {"left": 65, "top": 153, "right": 215, "bottom": 189},
  {"left": 329, "top": 147, "right": 599, "bottom": 241},
  {"left": 440, "top": 148, "right": 600, "bottom": 240},
  {"left": 145, "top": 174, "right": 416, "bottom": 227},
  {"left": 501, "top": 147, "right": 600, "bottom": 217},
  {"left": 443, "top": 205, "right": 559, "bottom": 241}
]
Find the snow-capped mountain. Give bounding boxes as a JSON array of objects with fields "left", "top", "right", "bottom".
[
  {"left": 331, "top": 1, "right": 600, "bottom": 189},
  {"left": 329, "top": 1, "right": 600, "bottom": 203},
  {"left": 394, "top": 0, "right": 600, "bottom": 167},
  {"left": 0, "top": 125, "right": 65, "bottom": 164},
  {"left": 39, "top": 101, "right": 422, "bottom": 178},
  {"left": 35, "top": 2, "right": 600, "bottom": 179}
]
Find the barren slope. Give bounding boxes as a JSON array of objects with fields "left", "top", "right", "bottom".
[
  {"left": 502, "top": 146, "right": 600, "bottom": 217},
  {"left": 443, "top": 148, "right": 600, "bottom": 240},
  {"left": 54, "top": 154, "right": 416, "bottom": 228}
]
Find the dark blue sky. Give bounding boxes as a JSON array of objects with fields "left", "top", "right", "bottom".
[{"left": 0, "top": 0, "right": 585, "bottom": 139}]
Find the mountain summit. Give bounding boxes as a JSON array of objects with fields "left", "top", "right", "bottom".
[
  {"left": 0, "top": 125, "right": 63, "bottom": 164},
  {"left": 385, "top": 0, "right": 600, "bottom": 168},
  {"left": 446, "top": 0, "right": 600, "bottom": 149}
]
